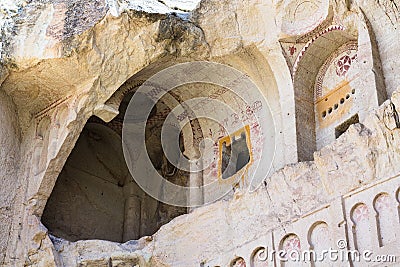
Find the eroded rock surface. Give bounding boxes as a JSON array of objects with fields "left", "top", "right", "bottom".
[{"left": 0, "top": 0, "right": 400, "bottom": 266}]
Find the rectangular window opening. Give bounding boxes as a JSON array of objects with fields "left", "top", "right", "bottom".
[
  {"left": 219, "top": 125, "right": 252, "bottom": 180},
  {"left": 335, "top": 113, "right": 359, "bottom": 139}
]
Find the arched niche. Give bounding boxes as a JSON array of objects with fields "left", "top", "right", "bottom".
[
  {"left": 350, "top": 203, "right": 373, "bottom": 251},
  {"left": 251, "top": 247, "right": 268, "bottom": 267},
  {"left": 293, "top": 27, "right": 357, "bottom": 160},
  {"left": 373, "top": 193, "right": 397, "bottom": 247},
  {"left": 279, "top": 233, "right": 301, "bottom": 267},
  {"left": 42, "top": 87, "right": 190, "bottom": 242},
  {"left": 308, "top": 221, "right": 332, "bottom": 265},
  {"left": 292, "top": 17, "right": 387, "bottom": 160}
]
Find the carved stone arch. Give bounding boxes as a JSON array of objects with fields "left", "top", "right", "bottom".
[
  {"left": 102, "top": 74, "right": 202, "bottom": 161},
  {"left": 151, "top": 86, "right": 203, "bottom": 160},
  {"left": 373, "top": 192, "right": 397, "bottom": 246},
  {"left": 307, "top": 221, "right": 331, "bottom": 248},
  {"left": 251, "top": 246, "right": 268, "bottom": 267},
  {"left": 279, "top": 233, "right": 301, "bottom": 267},
  {"left": 40, "top": 61, "right": 213, "bottom": 242},
  {"left": 293, "top": 26, "right": 357, "bottom": 160},
  {"left": 231, "top": 257, "right": 246, "bottom": 267},
  {"left": 104, "top": 78, "right": 147, "bottom": 112},
  {"left": 350, "top": 202, "right": 373, "bottom": 251},
  {"left": 314, "top": 41, "right": 358, "bottom": 100},
  {"left": 29, "top": 56, "right": 193, "bottom": 234},
  {"left": 307, "top": 221, "right": 331, "bottom": 265}
]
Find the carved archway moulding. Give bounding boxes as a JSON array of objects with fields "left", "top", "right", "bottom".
[
  {"left": 315, "top": 41, "right": 358, "bottom": 100},
  {"left": 292, "top": 25, "right": 346, "bottom": 74}
]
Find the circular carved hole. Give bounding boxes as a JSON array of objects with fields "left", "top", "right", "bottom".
[
  {"left": 352, "top": 89, "right": 355, "bottom": 94},
  {"left": 322, "top": 111, "right": 327, "bottom": 118},
  {"left": 346, "top": 94, "right": 350, "bottom": 99},
  {"left": 340, "top": 98, "right": 345, "bottom": 104},
  {"left": 325, "top": 98, "right": 328, "bottom": 101},
  {"left": 334, "top": 104, "right": 339, "bottom": 110},
  {"left": 328, "top": 108, "right": 333, "bottom": 114}
]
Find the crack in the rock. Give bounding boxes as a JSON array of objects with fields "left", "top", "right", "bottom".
[
  {"left": 390, "top": 102, "right": 400, "bottom": 128},
  {"left": 157, "top": 0, "right": 191, "bottom": 13}
]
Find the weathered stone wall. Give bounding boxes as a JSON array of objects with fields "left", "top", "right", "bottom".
[
  {"left": 0, "top": 0, "right": 400, "bottom": 266},
  {"left": 0, "top": 3, "right": 210, "bottom": 265},
  {"left": 357, "top": 0, "right": 400, "bottom": 97},
  {"left": 53, "top": 90, "right": 400, "bottom": 266},
  {"left": 0, "top": 90, "right": 20, "bottom": 264}
]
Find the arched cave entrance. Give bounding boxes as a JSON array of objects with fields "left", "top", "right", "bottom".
[
  {"left": 41, "top": 52, "right": 284, "bottom": 242},
  {"left": 42, "top": 89, "right": 188, "bottom": 242}
]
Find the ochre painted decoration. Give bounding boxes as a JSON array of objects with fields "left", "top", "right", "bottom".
[{"left": 218, "top": 125, "right": 253, "bottom": 181}]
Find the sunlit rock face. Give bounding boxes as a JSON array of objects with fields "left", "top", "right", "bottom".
[
  {"left": 0, "top": 0, "right": 400, "bottom": 266},
  {"left": 120, "top": 0, "right": 201, "bottom": 13}
]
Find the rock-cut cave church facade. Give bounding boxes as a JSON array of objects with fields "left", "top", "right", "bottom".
[{"left": 0, "top": 0, "right": 399, "bottom": 266}]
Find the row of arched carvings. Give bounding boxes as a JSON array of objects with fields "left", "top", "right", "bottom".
[
  {"left": 350, "top": 191, "right": 400, "bottom": 250},
  {"left": 206, "top": 184, "right": 400, "bottom": 267}
]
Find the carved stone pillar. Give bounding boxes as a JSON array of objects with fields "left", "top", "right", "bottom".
[
  {"left": 189, "top": 159, "right": 204, "bottom": 211},
  {"left": 122, "top": 181, "right": 141, "bottom": 242}
]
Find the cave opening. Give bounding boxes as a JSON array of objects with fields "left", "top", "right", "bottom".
[{"left": 42, "top": 90, "right": 189, "bottom": 242}]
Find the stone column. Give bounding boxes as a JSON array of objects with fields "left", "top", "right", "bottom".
[
  {"left": 122, "top": 181, "right": 141, "bottom": 242},
  {"left": 189, "top": 159, "right": 204, "bottom": 212}
]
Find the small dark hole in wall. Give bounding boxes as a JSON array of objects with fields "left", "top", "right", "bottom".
[
  {"left": 346, "top": 94, "right": 350, "bottom": 99},
  {"left": 352, "top": 89, "right": 355, "bottom": 94},
  {"left": 328, "top": 108, "right": 333, "bottom": 114},
  {"left": 322, "top": 111, "right": 327, "bottom": 118},
  {"left": 335, "top": 114, "right": 359, "bottom": 139},
  {"left": 340, "top": 98, "right": 345, "bottom": 104},
  {"left": 334, "top": 104, "right": 339, "bottom": 110}
]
